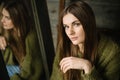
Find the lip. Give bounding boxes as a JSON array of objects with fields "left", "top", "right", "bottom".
[
  {"left": 2, "top": 23, "right": 6, "bottom": 26},
  {"left": 70, "top": 37, "right": 78, "bottom": 41},
  {"left": 2, "top": 23, "right": 7, "bottom": 26},
  {"left": 3, "top": 24, "right": 6, "bottom": 27}
]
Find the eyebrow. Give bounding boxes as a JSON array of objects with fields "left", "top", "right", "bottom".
[
  {"left": 74, "top": 19, "right": 79, "bottom": 22},
  {"left": 2, "top": 13, "right": 11, "bottom": 19},
  {"left": 2, "top": 10, "right": 10, "bottom": 17},
  {"left": 63, "top": 20, "right": 80, "bottom": 26},
  {"left": 63, "top": 19, "right": 80, "bottom": 26},
  {"left": 72, "top": 20, "right": 80, "bottom": 24}
]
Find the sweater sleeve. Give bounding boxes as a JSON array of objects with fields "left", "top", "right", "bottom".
[
  {"left": 82, "top": 35, "right": 120, "bottom": 80},
  {"left": 10, "top": 31, "right": 44, "bottom": 80},
  {"left": 50, "top": 51, "right": 64, "bottom": 80},
  {"left": 81, "top": 66, "right": 103, "bottom": 80},
  {"left": 82, "top": 49, "right": 120, "bottom": 80}
]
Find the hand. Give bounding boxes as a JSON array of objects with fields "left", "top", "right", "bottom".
[
  {"left": 59, "top": 57, "right": 92, "bottom": 74},
  {"left": 0, "top": 36, "right": 7, "bottom": 50}
]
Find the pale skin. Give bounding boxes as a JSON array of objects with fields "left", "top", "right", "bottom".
[
  {"left": 0, "top": 8, "right": 14, "bottom": 50},
  {"left": 59, "top": 13, "right": 92, "bottom": 74}
]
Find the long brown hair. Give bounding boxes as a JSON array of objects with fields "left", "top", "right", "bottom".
[
  {"left": 57, "top": 1, "right": 98, "bottom": 80},
  {"left": 2, "top": 0, "right": 32, "bottom": 64}
]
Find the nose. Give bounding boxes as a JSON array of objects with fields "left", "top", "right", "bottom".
[
  {"left": 67, "top": 27, "right": 74, "bottom": 35},
  {"left": 1, "top": 17, "right": 4, "bottom": 23}
]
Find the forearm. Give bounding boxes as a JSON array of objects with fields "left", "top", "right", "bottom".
[{"left": 82, "top": 66, "right": 103, "bottom": 80}]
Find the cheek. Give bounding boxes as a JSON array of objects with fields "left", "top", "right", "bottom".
[
  {"left": 9, "top": 22, "right": 14, "bottom": 28},
  {"left": 8, "top": 20, "right": 14, "bottom": 27},
  {"left": 65, "top": 29, "right": 69, "bottom": 36},
  {"left": 77, "top": 29, "right": 85, "bottom": 40},
  {"left": 65, "top": 30, "right": 68, "bottom": 36},
  {"left": 4, "top": 21, "right": 14, "bottom": 29}
]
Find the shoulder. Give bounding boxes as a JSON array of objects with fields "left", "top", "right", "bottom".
[
  {"left": 26, "top": 30, "right": 38, "bottom": 41},
  {"left": 25, "top": 30, "right": 38, "bottom": 45},
  {"left": 98, "top": 33, "right": 120, "bottom": 52},
  {"left": 94, "top": 33, "right": 120, "bottom": 79},
  {"left": 25, "top": 29, "right": 40, "bottom": 52},
  {"left": 96, "top": 33, "right": 120, "bottom": 64}
]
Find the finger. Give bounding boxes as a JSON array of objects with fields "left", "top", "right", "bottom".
[
  {"left": 62, "top": 63, "right": 72, "bottom": 73},
  {"left": 60, "top": 58, "right": 67, "bottom": 65},
  {"left": 60, "top": 60, "right": 69, "bottom": 71},
  {"left": 60, "top": 58, "right": 74, "bottom": 73},
  {"left": 0, "top": 44, "right": 5, "bottom": 50},
  {"left": 60, "top": 57, "right": 72, "bottom": 65},
  {"left": 0, "top": 37, "right": 7, "bottom": 50},
  {"left": 60, "top": 61, "right": 69, "bottom": 70},
  {"left": 63, "top": 65, "right": 72, "bottom": 73},
  {"left": 60, "top": 58, "right": 72, "bottom": 70},
  {"left": 2, "top": 38, "right": 7, "bottom": 47}
]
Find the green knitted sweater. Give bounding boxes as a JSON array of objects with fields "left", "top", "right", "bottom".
[
  {"left": 50, "top": 34, "right": 120, "bottom": 80},
  {"left": 2, "top": 30, "right": 44, "bottom": 80}
]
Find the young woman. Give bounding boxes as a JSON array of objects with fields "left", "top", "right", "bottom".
[
  {"left": 0, "top": 0, "right": 44, "bottom": 80},
  {"left": 50, "top": 1, "right": 120, "bottom": 80}
]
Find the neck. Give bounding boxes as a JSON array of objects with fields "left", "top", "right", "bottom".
[{"left": 78, "top": 43, "right": 84, "bottom": 54}]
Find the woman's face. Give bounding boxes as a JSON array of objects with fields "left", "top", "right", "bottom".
[
  {"left": 63, "top": 13, "right": 85, "bottom": 46},
  {"left": 1, "top": 8, "right": 14, "bottom": 30}
]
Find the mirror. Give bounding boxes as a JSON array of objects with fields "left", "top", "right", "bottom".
[{"left": 0, "top": 0, "right": 55, "bottom": 80}]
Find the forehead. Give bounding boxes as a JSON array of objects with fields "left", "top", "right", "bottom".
[
  {"left": 63, "top": 13, "right": 79, "bottom": 24},
  {"left": 2, "top": 8, "right": 10, "bottom": 17}
]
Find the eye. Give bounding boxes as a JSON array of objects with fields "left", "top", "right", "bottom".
[
  {"left": 0, "top": 13, "right": 3, "bottom": 17},
  {"left": 72, "top": 22, "right": 81, "bottom": 27},
  {"left": 63, "top": 24, "right": 69, "bottom": 29},
  {"left": 5, "top": 16, "right": 11, "bottom": 20}
]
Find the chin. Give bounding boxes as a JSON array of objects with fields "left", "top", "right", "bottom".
[
  {"left": 3, "top": 27, "right": 13, "bottom": 30},
  {"left": 72, "top": 40, "right": 83, "bottom": 45},
  {"left": 72, "top": 42, "right": 79, "bottom": 45},
  {"left": 3, "top": 26, "right": 8, "bottom": 29}
]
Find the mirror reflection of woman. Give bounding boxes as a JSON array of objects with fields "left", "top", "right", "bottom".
[
  {"left": 0, "top": 0, "right": 44, "bottom": 80},
  {"left": 50, "top": 1, "right": 120, "bottom": 80}
]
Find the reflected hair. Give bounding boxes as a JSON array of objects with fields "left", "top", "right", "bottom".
[{"left": 2, "top": 0, "right": 32, "bottom": 64}]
